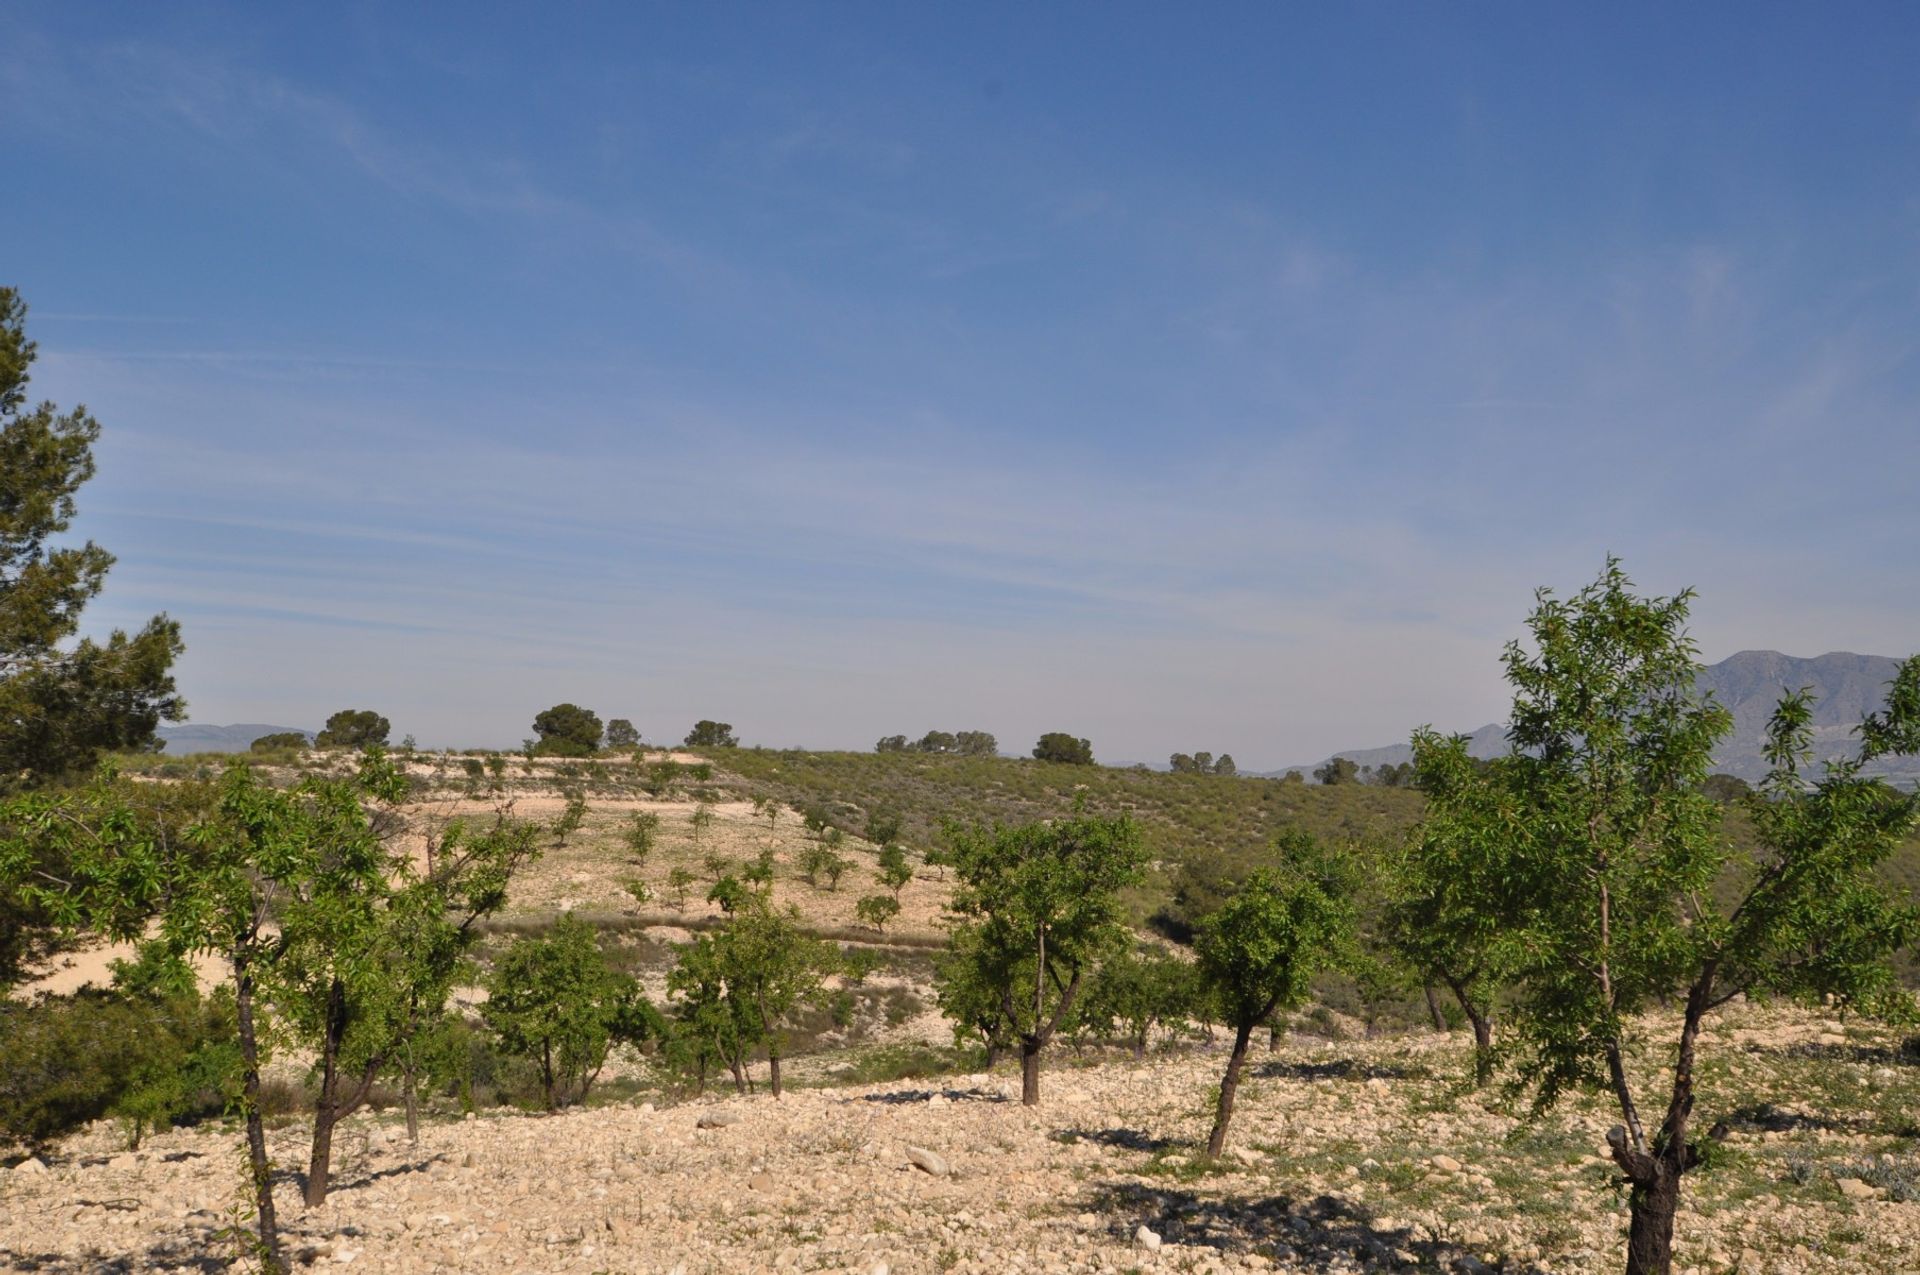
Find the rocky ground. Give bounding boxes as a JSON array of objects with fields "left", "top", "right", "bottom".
[{"left": 3, "top": 1003, "right": 1916, "bottom": 1275}]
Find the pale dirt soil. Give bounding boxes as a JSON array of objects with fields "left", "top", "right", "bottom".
[{"left": 3, "top": 1003, "right": 1918, "bottom": 1275}]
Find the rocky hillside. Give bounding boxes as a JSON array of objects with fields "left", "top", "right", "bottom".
[{"left": 2, "top": 1003, "right": 1915, "bottom": 1274}]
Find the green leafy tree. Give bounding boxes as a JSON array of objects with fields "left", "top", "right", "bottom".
[
  {"left": 917, "top": 730, "right": 959, "bottom": 754},
  {"left": 875, "top": 734, "right": 910, "bottom": 753},
  {"left": 0, "top": 288, "right": 184, "bottom": 795},
  {"left": 0, "top": 289, "right": 184, "bottom": 987},
  {"left": 484, "top": 913, "right": 658, "bottom": 1110},
  {"left": 268, "top": 759, "right": 540, "bottom": 1205},
  {"left": 876, "top": 843, "right": 914, "bottom": 895},
  {"left": 683, "top": 719, "right": 739, "bottom": 748},
  {"left": 864, "top": 808, "right": 904, "bottom": 846},
  {"left": 742, "top": 846, "right": 776, "bottom": 888},
  {"left": 1312, "top": 756, "right": 1358, "bottom": 785},
  {"left": 856, "top": 892, "right": 901, "bottom": 932},
  {"left": 314, "top": 709, "right": 390, "bottom": 749},
  {"left": 954, "top": 730, "right": 998, "bottom": 756},
  {"left": 604, "top": 718, "right": 640, "bottom": 750},
  {"left": 550, "top": 789, "right": 589, "bottom": 847},
  {"left": 531, "top": 702, "right": 603, "bottom": 756},
  {"left": 690, "top": 801, "right": 716, "bottom": 853},
  {"left": 666, "top": 866, "right": 696, "bottom": 909},
  {"left": 1031, "top": 732, "right": 1094, "bottom": 765},
  {"left": 4, "top": 761, "right": 407, "bottom": 1268},
  {"left": 1383, "top": 733, "right": 1525, "bottom": 1085},
  {"left": 1441, "top": 562, "right": 1920, "bottom": 1275},
  {"left": 932, "top": 924, "right": 1017, "bottom": 1068},
  {"left": 1082, "top": 942, "right": 1198, "bottom": 1059},
  {"left": 1195, "top": 835, "right": 1354, "bottom": 1156},
  {"left": 665, "top": 931, "right": 756, "bottom": 1093},
  {"left": 717, "top": 895, "right": 839, "bottom": 1096},
  {"left": 939, "top": 812, "right": 1146, "bottom": 1104},
  {"left": 622, "top": 810, "right": 661, "bottom": 864},
  {"left": 1212, "top": 754, "right": 1236, "bottom": 777},
  {"left": 1169, "top": 752, "right": 1198, "bottom": 774},
  {"left": 249, "top": 732, "right": 309, "bottom": 753}
]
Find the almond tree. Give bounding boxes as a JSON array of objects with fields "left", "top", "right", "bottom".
[
  {"left": 1194, "top": 833, "right": 1352, "bottom": 1157},
  {"left": 938, "top": 813, "right": 1145, "bottom": 1104},
  {"left": 1382, "top": 735, "right": 1525, "bottom": 1085},
  {"left": 1448, "top": 561, "right": 1919, "bottom": 1275}
]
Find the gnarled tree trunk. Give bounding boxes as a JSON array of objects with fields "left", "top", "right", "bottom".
[
  {"left": 1206, "top": 1021, "right": 1255, "bottom": 1158},
  {"left": 1020, "top": 1037, "right": 1042, "bottom": 1105},
  {"left": 234, "top": 956, "right": 286, "bottom": 1273}
]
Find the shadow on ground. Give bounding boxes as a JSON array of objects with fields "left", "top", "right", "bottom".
[
  {"left": 1080, "top": 1181, "right": 1548, "bottom": 1274},
  {"left": 1053, "top": 1125, "right": 1182, "bottom": 1153},
  {"left": 1254, "top": 1057, "right": 1429, "bottom": 1082},
  {"left": 857, "top": 1085, "right": 1007, "bottom": 1106}
]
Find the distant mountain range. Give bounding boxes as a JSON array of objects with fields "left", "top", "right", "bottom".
[
  {"left": 156, "top": 723, "right": 310, "bottom": 754},
  {"left": 1280, "top": 650, "right": 1918, "bottom": 785}
]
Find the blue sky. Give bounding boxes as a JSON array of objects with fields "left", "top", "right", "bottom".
[{"left": 6, "top": 3, "right": 1918, "bottom": 765}]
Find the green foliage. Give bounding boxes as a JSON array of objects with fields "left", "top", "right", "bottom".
[
  {"left": 532, "top": 702, "right": 603, "bottom": 756},
  {"left": 690, "top": 801, "right": 715, "bottom": 850},
  {"left": 684, "top": 719, "right": 739, "bottom": 748},
  {"left": 551, "top": 790, "right": 588, "bottom": 845},
  {"left": 1701, "top": 773, "right": 1752, "bottom": 803},
  {"left": 666, "top": 892, "right": 840, "bottom": 1095},
  {"left": 1313, "top": 756, "right": 1359, "bottom": 785},
  {"left": 855, "top": 892, "right": 901, "bottom": 932},
  {"left": 798, "top": 832, "right": 850, "bottom": 889},
  {"left": 249, "top": 732, "right": 309, "bottom": 753},
  {"left": 666, "top": 866, "right": 696, "bottom": 909},
  {"left": 0, "top": 286, "right": 184, "bottom": 794},
  {"left": 1079, "top": 942, "right": 1199, "bottom": 1054},
  {"left": 1426, "top": 560, "right": 1920, "bottom": 1274},
  {"left": 876, "top": 843, "right": 913, "bottom": 894},
  {"left": 1032, "top": 732, "right": 1094, "bottom": 764},
  {"left": 622, "top": 811, "right": 660, "bottom": 864},
  {"left": 1384, "top": 732, "right": 1526, "bottom": 1083},
  {"left": 622, "top": 877, "right": 652, "bottom": 908},
  {"left": 314, "top": 709, "right": 390, "bottom": 749},
  {"left": 877, "top": 730, "right": 996, "bottom": 756},
  {"left": 1171, "top": 751, "right": 1238, "bottom": 776},
  {"left": 742, "top": 847, "right": 776, "bottom": 887},
  {"left": 940, "top": 812, "right": 1146, "bottom": 1102},
  {"left": 0, "top": 288, "right": 183, "bottom": 983},
  {"left": 0, "top": 987, "right": 237, "bottom": 1152},
  {"left": 483, "top": 914, "right": 657, "bottom": 1109},
  {"left": 864, "top": 808, "right": 904, "bottom": 845},
  {"left": 1196, "top": 834, "right": 1355, "bottom": 1034},
  {"left": 604, "top": 718, "right": 640, "bottom": 750}
]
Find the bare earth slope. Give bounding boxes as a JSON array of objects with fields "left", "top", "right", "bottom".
[{"left": 4, "top": 1004, "right": 1916, "bottom": 1275}]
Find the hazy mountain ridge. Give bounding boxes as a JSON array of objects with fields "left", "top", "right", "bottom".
[
  {"left": 1281, "top": 650, "right": 1919, "bottom": 784},
  {"left": 156, "top": 723, "right": 311, "bottom": 754}
]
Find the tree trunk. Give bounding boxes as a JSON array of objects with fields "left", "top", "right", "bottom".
[
  {"left": 1468, "top": 1008, "right": 1495, "bottom": 1087},
  {"left": 305, "top": 981, "right": 346, "bottom": 1208},
  {"left": 403, "top": 1067, "right": 420, "bottom": 1145},
  {"left": 729, "top": 1057, "right": 747, "bottom": 1095},
  {"left": 1267, "top": 1022, "right": 1281, "bottom": 1052},
  {"left": 1206, "top": 1021, "right": 1255, "bottom": 1158},
  {"left": 235, "top": 959, "right": 286, "bottom": 1273},
  {"left": 1132, "top": 1033, "right": 1146, "bottom": 1060},
  {"left": 768, "top": 1050, "right": 783, "bottom": 1099},
  {"left": 1020, "top": 1037, "right": 1042, "bottom": 1106},
  {"left": 1424, "top": 984, "right": 1447, "bottom": 1031},
  {"left": 984, "top": 1039, "right": 1003, "bottom": 1070},
  {"left": 1624, "top": 1161, "right": 1681, "bottom": 1275},
  {"left": 305, "top": 1105, "right": 339, "bottom": 1209}
]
